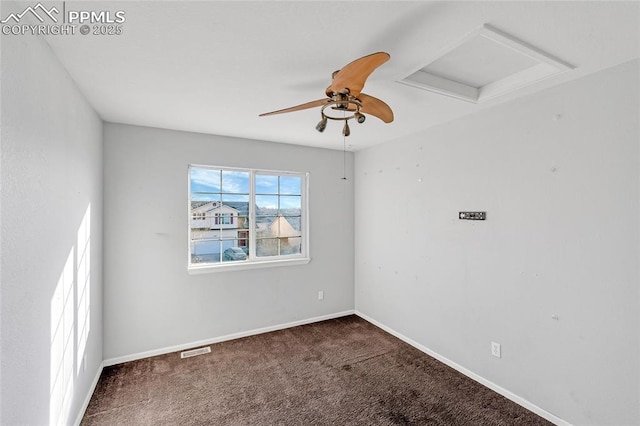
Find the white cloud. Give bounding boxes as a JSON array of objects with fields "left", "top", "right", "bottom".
[{"left": 190, "top": 168, "right": 220, "bottom": 190}]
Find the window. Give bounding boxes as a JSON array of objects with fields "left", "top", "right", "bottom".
[
  {"left": 188, "top": 165, "right": 309, "bottom": 271},
  {"left": 238, "top": 231, "right": 249, "bottom": 247},
  {"left": 215, "top": 213, "right": 233, "bottom": 225}
]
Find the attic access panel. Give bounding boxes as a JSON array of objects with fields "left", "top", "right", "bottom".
[{"left": 398, "top": 24, "right": 574, "bottom": 103}]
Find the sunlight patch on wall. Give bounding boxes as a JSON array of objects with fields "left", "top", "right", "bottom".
[
  {"left": 50, "top": 204, "right": 92, "bottom": 425},
  {"left": 50, "top": 248, "right": 75, "bottom": 426},
  {"left": 76, "top": 205, "right": 91, "bottom": 375}
]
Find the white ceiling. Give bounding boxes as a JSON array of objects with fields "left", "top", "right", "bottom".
[{"left": 43, "top": 1, "right": 639, "bottom": 151}]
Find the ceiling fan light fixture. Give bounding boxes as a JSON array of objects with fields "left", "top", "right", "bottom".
[
  {"left": 316, "top": 116, "right": 328, "bottom": 132},
  {"left": 342, "top": 121, "right": 351, "bottom": 137},
  {"left": 354, "top": 112, "right": 366, "bottom": 124}
]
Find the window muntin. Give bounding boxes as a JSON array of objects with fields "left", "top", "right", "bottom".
[{"left": 189, "top": 166, "right": 307, "bottom": 270}]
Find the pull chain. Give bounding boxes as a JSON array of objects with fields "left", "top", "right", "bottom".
[{"left": 342, "top": 110, "right": 347, "bottom": 180}]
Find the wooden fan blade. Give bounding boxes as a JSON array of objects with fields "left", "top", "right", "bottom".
[
  {"left": 358, "top": 93, "right": 394, "bottom": 123},
  {"left": 259, "top": 98, "right": 330, "bottom": 117},
  {"left": 329, "top": 52, "right": 390, "bottom": 97}
]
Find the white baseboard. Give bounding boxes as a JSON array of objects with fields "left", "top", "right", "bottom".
[
  {"left": 73, "top": 360, "right": 105, "bottom": 426},
  {"left": 354, "top": 310, "right": 571, "bottom": 426},
  {"left": 104, "top": 310, "right": 355, "bottom": 367}
]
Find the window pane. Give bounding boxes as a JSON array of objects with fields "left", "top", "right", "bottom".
[
  {"left": 282, "top": 216, "right": 302, "bottom": 234},
  {"left": 256, "top": 174, "right": 278, "bottom": 194},
  {"left": 235, "top": 215, "right": 250, "bottom": 230},
  {"left": 279, "top": 195, "right": 301, "bottom": 211},
  {"left": 221, "top": 196, "right": 249, "bottom": 228},
  {"left": 222, "top": 170, "right": 249, "bottom": 194},
  {"left": 191, "top": 240, "right": 221, "bottom": 264},
  {"left": 191, "top": 201, "right": 217, "bottom": 230},
  {"left": 281, "top": 237, "right": 302, "bottom": 255},
  {"left": 267, "top": 216, "right": 301, "bottom": 238},
  {"left": 256, "top": 195, "right": 278, "bottom": 215},
  {"left": 190, "top": 168, "right": 221, "bottom": 194},
  {"left": 255, "top": 216, "right": 273, "bottom": 238},
  {"left": 279, "top": 176, "right": 301, "bottom": 195},
  {"left": 256, "top": 238, "right": 279, "bottom": 257}
]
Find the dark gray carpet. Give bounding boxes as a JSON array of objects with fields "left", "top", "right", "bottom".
[{"left": 82, "top": 315, "right": 552, "bottom": 425}]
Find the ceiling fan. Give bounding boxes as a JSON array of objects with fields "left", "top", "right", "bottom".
[{"left": 259, "top": 52, "right": 394, "bottom": 136}]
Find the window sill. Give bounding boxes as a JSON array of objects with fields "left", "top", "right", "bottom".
[{"left": 188, "top": 257, "right": 311, "bottom": 274}]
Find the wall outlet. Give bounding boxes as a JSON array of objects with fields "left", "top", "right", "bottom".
[
  {"left": 318, "top": 290, "right": 324, "bottom": 300},
  {"left": 491, "top": 342, "right": 501, "bottom": 358}
]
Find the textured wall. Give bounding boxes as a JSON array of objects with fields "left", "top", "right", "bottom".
[
  {"left": 355, "top": 60, "right": 639, "bottom": 425},
  {"left": 1, "top": 30, "right": 104, "bottom": 425},
  {"left": 103, "top": 124, "right": 354, "bottom": 360}
]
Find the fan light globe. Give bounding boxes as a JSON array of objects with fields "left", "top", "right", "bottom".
[
  {"left": 316, "top": 117, "right": 327, "bottom": 132},
  {"left": 342, "top": 121, "right": 351, "bottom": 137}
]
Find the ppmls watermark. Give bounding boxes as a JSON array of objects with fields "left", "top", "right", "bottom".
[{"left": 1, "top": 2, "right": 126, "bottom": 36}]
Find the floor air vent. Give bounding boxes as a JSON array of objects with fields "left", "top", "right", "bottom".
[{"left": 180, "top": 346, "right": 211, "bottom": 359}]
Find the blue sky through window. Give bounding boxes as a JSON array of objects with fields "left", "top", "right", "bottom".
[
  {"left": 256, "top": 175, "right": 278, "bottom": 194},
  {"left": 279, "top": 176, "right": 301, "bottom": 195},
  {"left": 191, "top": 168, "right": 249, "bottom": 200},
  {"left": 256, "top": 174, "right": 301, "bottom": 195},
  {"left": 222, "top": 170, "right": 249, "bottom": 194},
  {"left": 191, "top": 168, "right": 301, "bottom": 209}
]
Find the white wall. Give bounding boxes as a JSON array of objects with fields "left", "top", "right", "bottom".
[
  {"left": 355, "top": 60, "right": 639, "bottom": 426},
  {"left": 103, "top": 124, "right": 354, "bottom": 360},
  {"left": 0, "top": 29, "right": 104, "bottom": 425}
]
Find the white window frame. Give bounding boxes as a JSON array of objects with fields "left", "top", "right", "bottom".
[{"left": 188, "top": 164, "right": 310, "bottom": 273}]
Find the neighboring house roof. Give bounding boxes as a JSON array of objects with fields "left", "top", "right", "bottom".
[
  {"left": 191, "top": 201, "right": 239, "bottom": 214},
  {"left": 224, "top": 202, "right": 250, "bottom": 216},
  {"left": 191, "top": 201, "right": 210, "bottom": 209},
  {"left": 190, "top": 202, "right": 299, "bottom": 231},
  {"left": 268, "top": 215, "right": 299, "bottom": 238},
  {"left": 191, "top": 201, "right": 251, "bottom": 215}
]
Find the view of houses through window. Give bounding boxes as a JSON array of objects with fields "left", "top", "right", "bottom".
[{"left": 189, "top": 166, "right": 305, "bottom": 266}]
